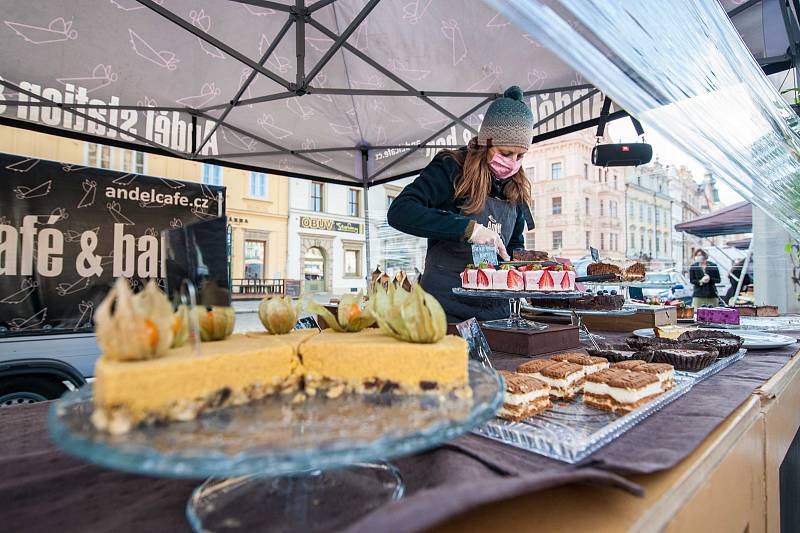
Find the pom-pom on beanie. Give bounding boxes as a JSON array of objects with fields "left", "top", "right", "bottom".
[{"left": 477, "top": 86, "right": 534, "bottom": 150}]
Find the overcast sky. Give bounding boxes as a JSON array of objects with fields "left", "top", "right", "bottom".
[{"left": 609, "top": 121, "right": 744, "bottom": 206}]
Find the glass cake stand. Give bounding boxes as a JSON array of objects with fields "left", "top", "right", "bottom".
[
  {"left": 49, "top": 361, "right": 503, "bottom": 532},
  {"left": 452, "top": 287, "right": 584, "bottom": 331}
]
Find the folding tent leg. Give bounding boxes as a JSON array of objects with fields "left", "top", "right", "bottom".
[
  {"left": 362, "top": 151, "right": 371, "bottom": 287},
  {"left": 731, "top": 239, "right": 753, "bottom": 306}
]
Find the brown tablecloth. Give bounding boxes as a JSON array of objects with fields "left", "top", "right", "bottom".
[{"left": 2, "top": 330, "right": 798, "bottom": 533}]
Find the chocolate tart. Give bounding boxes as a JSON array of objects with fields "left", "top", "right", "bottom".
[
  {"left": 652, "top": 343, "right": 718, "bottom": 371},
  {"left": 587, "top": 343, "right": 654, "bottom": 363},
  {"left": 677, "top": 330, "right": 744, "bottom": 358},
  {"left": 625, "top": 336, "right": 679, "bottom": 351}
]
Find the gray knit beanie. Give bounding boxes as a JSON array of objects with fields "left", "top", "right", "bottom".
[{"left": 477, "top": 86, "right": 534, "bottom": 150}]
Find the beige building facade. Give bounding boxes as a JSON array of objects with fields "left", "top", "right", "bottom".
[
  {"left": 523, "top": 129, "right": 626, "bottom": 260},
  {"left": 0, "top": 125, "right": 290, "bottom": 283}
]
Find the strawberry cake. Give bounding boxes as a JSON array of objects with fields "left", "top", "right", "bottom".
[{"left": 460, "top": 263, "right": 576, "bottom": 292}]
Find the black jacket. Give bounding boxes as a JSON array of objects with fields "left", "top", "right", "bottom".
[
  {"left": 689, "top": 261, "right": 721, "bottom": 298},
  {"left": 386, "top": 151, "right": 527, "bottom": 251}
]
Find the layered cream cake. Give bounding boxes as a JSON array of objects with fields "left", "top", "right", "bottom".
[
  {"left": 496, "top": 370, "right": 551, "bottom": 421},
  {"left": 92, "top": 331, "right": 314, "bottom": 434},
  {"left": 551, "top": 352, "right": 609, "bottom": 377},
  {"left": 612, "top": 361, "right": 674, "bottom": 391},
  {"left": 460, "top": 263, "right": 576, "bottom": 292},
  {"left": 583, "top": 368, "right": 663, "bottom": 413},
  {"left": 516, "top": 359, "right": 584, "bottom": 400},
  {"left": 299, "top": 329, "right": 469, "bottom": 396}
]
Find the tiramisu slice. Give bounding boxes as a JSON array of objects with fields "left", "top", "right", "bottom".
[
  {"left": 551, "top": 352, "right": 609, "bottom": 378},
  {"left": 583, "top": 368, "right": 662, "bottom": 413},
  {"left": 613, "top": 361, "right": 674, "bottom": 391},
  {"left": 496, "top": 370, "right": 551, "bottom": 421},
  {"left": 516, "top": 359, "right": 584, "bottom": 400}
]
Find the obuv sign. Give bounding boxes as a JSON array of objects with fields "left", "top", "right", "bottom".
[{"left": 0, "top": 153, "right": 224, "bottom": 335}]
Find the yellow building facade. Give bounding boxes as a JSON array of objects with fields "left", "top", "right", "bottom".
[{"left": 0, "top": 125, "right": 290, "bottom": 281}]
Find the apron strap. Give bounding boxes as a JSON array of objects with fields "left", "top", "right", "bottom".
[{"left": 521, "top": 203, "right": 535, "bottom": 230}]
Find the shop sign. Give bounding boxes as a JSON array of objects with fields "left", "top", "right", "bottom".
[{"left": 300, "top": 216, "right": 362, "bottom": 234}]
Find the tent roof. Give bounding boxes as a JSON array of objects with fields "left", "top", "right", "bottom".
[
  {"left": 675, "top": 201, "right": 753, "bottom": 237},
  {"left": 726, "top": 237, "right": 752, "bottom": 249},
  {"left": 0, "top": 0, "right": 795, "bottom": 186}
]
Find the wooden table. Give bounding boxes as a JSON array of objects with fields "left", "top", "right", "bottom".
[{"left": 436, "top": 347, "right": 800, "bottom": 533}]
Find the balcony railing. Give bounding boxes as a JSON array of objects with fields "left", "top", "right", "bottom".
[{"left": 231, "top": 278, "right": 302, "bottom": 298}]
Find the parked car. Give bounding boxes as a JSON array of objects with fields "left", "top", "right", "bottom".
[{"left": 641, "top": 270, "right": 693, "bottom": 303}]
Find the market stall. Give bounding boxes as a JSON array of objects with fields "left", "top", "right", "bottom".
[{"left": 3, "top": 0, "right": 800, "bottom": 532}]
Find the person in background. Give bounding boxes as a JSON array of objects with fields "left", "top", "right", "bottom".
[
  {"left": 723, "top": 257, "right": 752, "bottom": 305},
  {"left": 387, "top": 86, "right": 533, "bottom": 322},
  {"left": 689, "top": 249, "right": 721, "bottom": 307}
]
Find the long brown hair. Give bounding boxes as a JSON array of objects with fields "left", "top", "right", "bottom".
[{"left": 441, "top": 138, "right": 531, "bottom": 215}]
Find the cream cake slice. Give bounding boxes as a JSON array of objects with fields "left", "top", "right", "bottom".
[
  {"left": 496, "top": 370, "right": 551, "bottom": 421},
  {"left": 516, "top": 359, "right": 584, "bottom": 400},
  {"left": 612, "top": 361, "right": 674, "bottom": 391},
  {"left": 92, "top": 330, "right": 315, "bottom": 434},
  {"left": 583, "top": 368, "right": 663, "bottom": 413},
  {"left": 551, "top": 352, "right": 609, "bottom": 378},
  {"left": 298, "top": 329, "right": 469, "bottom": 397}
]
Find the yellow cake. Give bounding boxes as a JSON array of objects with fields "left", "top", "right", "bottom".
[
  {"left": 299, "top": 329, "right": 469, "bottom": 396},
  {"left": 92, "top": 330, "right": 316, "bottom": 434}
]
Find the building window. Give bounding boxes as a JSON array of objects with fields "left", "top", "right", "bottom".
[
  {"left": 248, "top": 172, "right": 268, "bottom": 197},
  {"left": 244, "top": 240, "right": 266, "bottom": 278},
  {"left": 600, "top": 232, "right": 605, "bottom": 250},
  {"left": 531, "top": 199, "right": 535, "bottom": 218},
  {"left": 639, "top": 204, "right": 644, "bottom": 221},
  {"left": 525, "top": 166, "right": 536, "bottom": 181},
  {"left": 597, "top": 168, "right": 602, "bottom": 181},
  {"left": 600, "top": 200, "right": 605, "bottom": 216},
  {"left": 550, "top": 162, "right": 562, "bottom": 180},
  {"left": 310, "top": 182, "right": 324, "bottom": 212},
  {"left": 527, "top": 232, "right": 535, "bottom": 249},
  {"left": 584, "top": 163, "right": 589, "bottom": 180},
  {"left": 386, "top": 194, "right": 396, "bottom": 208},
  {"left": 655, "top": 208, "right": 660, "bottom": 226},
  {"left": 87, "top": 144, "right": 146, "bottom": 173},
  {"left": 348, "top": 188, "right": 361, "bottom": 217},
  {"left": 584, "top": 197, "right": 590, "bottom": 216},
  {"left": 344, "top": 248, "right": 361, "bottom": 277},
  {"left": 613, "top": 175, "right": 618, "bottom": 190},
  {"left": 585, "top": 231, "right": 591, "bottom": 249},
  {"left": 647, "top": 206, "right": 653, "bottom": 223},
  {"left": 640, "top": 234, "right": 645, "bottom": 250},
  {"left": 655, "top": 233, "right": 660, "bottom": 253},
  {"left": 552, "top": 230, "right": 563, "bottom": 249},
  {"left": 119, "top": 149, "right": 145, "bottom": 173},
  {"left": 201, "top": 163, "right": 222, "bottom": 185},
  {"left": 629, "top": 201, "right": 635, "bottom": 217},
  {"left": 630, "top": 233, "right": 636, "bottom": 250},
  {"left": 551, "top": 196, "right": 562, "bottom": 215}
]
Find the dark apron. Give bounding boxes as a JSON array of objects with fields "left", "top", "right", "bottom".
[{"left": 420, "top": 196, "right": 517, "bottom": 323}]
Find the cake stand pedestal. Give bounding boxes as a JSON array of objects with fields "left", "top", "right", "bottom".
[
  {"left": 48, "top": 362, "right": 503, "bottom": 533},
  {"left": 452, "top": 288, "right": 584, "bottom": 331},
  {"left": 187, "top": 463, "right": 403, "bottom": 533}
]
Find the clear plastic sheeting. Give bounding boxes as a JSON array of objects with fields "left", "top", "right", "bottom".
[
  {"left": 368, "top": 207, "right": 427, "bottom": 276},
  {"left": 488, "top": 0, "right": 800, "bottom": 240}
]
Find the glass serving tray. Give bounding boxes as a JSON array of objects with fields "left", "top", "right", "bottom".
[
  {"left": 675, "top": 349, "right": 747, "bottom": 382},
  {"left": 48, "top": 361, "right": 503, "bottom": 478},
  {"left": 452, "top": 287, "right": 584, "bottom": 299},
  {"left": 522, "top": 304, "right": 637, "bottom": 316},
  {"left": 474, "top": 375, "right": 694, "bottom": 464}
]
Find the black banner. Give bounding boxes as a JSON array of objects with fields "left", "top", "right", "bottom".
[{"left": 0, "top": 153, "right": 224, "bottom": 336}]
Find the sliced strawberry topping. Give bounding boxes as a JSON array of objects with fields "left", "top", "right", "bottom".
[
  {"left": 539, "top": 271, "right": 555, "bottom": 288},
  {"left": 560, "top": 272, "right": 572, "bottom": 289},
  {"left": 508, "top": 269, "right": 524, "bottom": 289},
  {"left": 461, "top": 270, "right": 469, "bottom": 285},
  {"left": 477, "top": 269, "right": 490, "bottom": 287}
]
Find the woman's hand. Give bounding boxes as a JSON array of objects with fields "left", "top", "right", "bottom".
[
  {"left": 700, "top": 274, "right": 711, "bottom": 285},
  {"left": 469, "top": 223, "right": 510, "bottom": 261}
]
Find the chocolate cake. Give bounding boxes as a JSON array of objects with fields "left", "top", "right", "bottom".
[
  {"left": 652, "top": 343, "right": 718, "bottom": 371},
  {"left": 512, "top": 249, "right": 550, "bottom": 261},
  {"left": 625, "top": 336, "right": 678, "bottom": 351},
  {"left": 623, "top": 262, "right": 646, "bottom": 281},
  {"left": 587, "top": 343, "right": 654, "bottom": 363},
  {"left": 676, "top": 330, "right": 744, "bottom": 357},
  {"left": 586, "top": 262, "right": 622, "bottom": 277},
  {"left": 527, "top": 293, "right": 625, "bottom": 310}
]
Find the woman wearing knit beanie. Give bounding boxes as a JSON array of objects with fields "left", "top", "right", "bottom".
[{"left": 387, "top": 86, "right": 534, "bottom": 322}]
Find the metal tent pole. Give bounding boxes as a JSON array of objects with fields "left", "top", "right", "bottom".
[
  {"left": 362, "top": 150, "right": 372, "bottom": 286},
  {"left": 730, "top": 239, "right": 753, "bottom": 305}
]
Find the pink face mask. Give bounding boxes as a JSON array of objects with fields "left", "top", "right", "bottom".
[{"left": 488, "top": 152, "right": 522, "bottom": 180}]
